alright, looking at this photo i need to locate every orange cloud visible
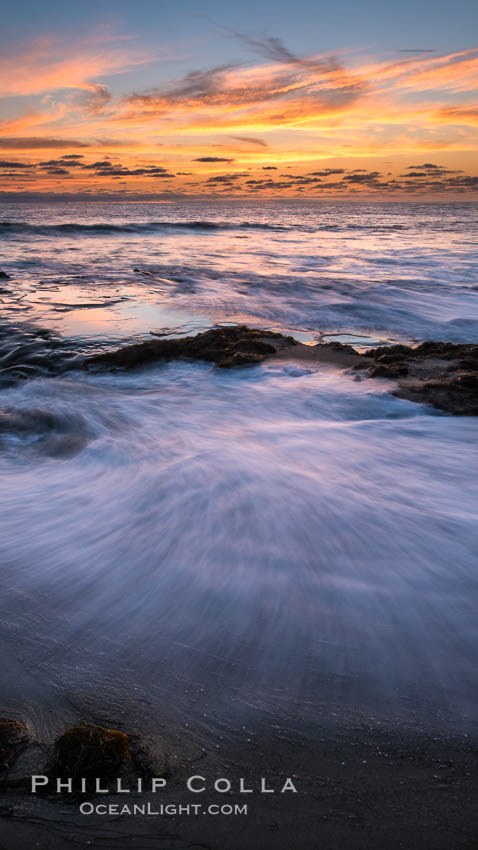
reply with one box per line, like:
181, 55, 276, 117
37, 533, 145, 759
357, 48, 478, 93
119, 59, 366, 129
0, 37, 477, 197
434, 106, 478, 126
104, 45, 478, 154
0, 32, 157, 98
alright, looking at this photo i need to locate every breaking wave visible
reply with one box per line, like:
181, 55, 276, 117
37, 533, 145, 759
0, 219, 291, 238
0, 219, 414, 238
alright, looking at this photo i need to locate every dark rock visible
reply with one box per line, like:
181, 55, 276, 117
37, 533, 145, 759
364, 341, 478, 415
420, 377, 478, 415
320, 342, 356, 353
86, 325, 294, 372
369, 364, 409, 379
235, 339, 277, 355
0, 271, 10, 280
372, 353, 410, 365
366, 344, 413, 359
414, 341, 462, 358
456, 374, 478, 390
218, 352, 264, 368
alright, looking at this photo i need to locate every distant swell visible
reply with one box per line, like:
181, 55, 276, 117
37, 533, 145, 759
0, 220, 290, 237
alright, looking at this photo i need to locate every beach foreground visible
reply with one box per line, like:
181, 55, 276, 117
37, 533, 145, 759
1, 712, 477, 849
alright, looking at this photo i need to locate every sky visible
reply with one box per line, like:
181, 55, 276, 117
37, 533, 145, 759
0, 0, 477, 199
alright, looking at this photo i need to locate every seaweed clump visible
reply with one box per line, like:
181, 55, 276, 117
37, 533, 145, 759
47, 724, 131, 782
45, 724, 168, 794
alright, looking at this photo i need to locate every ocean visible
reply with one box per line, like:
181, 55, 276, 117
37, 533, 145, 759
0, 200, 477, 739
0, 200, 477, 345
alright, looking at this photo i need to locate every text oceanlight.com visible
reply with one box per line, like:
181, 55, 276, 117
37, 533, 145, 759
79, 802, 248, 816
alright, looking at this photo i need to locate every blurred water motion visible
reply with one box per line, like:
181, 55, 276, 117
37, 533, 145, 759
0, 361, 477, 727
0, 199, 477, 733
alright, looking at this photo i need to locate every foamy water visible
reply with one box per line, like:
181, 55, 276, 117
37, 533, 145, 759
0, 201, 477, 733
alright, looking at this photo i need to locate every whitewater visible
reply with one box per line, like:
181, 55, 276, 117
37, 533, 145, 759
0, 200, 477, 739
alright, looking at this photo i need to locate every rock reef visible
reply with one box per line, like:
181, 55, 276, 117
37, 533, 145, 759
366, 341, 478, 415
85, 325, 478, 416
1, 323, 476, 416
86, 325, 296, 371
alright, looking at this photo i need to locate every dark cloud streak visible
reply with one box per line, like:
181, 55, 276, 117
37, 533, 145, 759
0, 138, 90, 149
194, 156, 234, 162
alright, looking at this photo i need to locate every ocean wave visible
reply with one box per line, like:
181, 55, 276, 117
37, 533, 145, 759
0, 220, 291, 238
0, 219, 412, 238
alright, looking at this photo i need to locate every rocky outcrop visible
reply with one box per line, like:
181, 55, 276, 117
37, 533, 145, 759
1, 320, 476, 416
365, 342, 478, 415
85, 325, 297, 371
85, 326, 478, 415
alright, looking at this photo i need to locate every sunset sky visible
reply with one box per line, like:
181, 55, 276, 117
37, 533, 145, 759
1, 0, 477, 199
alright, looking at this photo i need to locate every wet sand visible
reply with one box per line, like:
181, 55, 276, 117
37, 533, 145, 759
1, 590, 478, 849
1, 708, 478, 849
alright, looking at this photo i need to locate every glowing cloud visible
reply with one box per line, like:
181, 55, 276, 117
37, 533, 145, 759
0, 32, 477, 198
